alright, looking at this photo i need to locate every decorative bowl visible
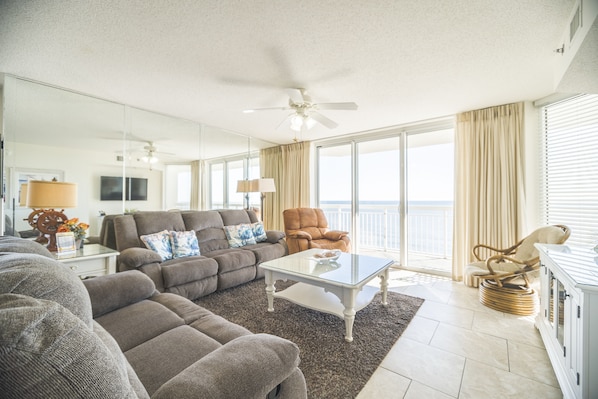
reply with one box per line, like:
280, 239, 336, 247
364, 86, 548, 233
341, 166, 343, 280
313, 250, 341, 263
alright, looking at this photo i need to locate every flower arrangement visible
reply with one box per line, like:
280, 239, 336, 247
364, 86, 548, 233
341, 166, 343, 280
58, 218, 90, 240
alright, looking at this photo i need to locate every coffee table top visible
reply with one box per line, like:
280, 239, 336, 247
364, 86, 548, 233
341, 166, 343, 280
260, 249, 393, 287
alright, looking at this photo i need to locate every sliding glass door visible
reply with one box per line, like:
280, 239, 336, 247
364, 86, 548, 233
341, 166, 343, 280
406, 129, 454, 274
316, 122, 453, 275
318, 144, 352, 231
357, 137, 402, 262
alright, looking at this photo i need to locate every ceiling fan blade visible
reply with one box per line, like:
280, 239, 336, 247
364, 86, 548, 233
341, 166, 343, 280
315, 102, 358, 111
276, 113, 295, 130
285, 88, 305, 104
243, 106, 290, 113
310, 112, 338, 129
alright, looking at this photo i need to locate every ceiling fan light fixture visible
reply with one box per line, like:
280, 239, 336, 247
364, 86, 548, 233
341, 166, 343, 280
305, 116, 317, 130
141, 155, 158, 164
290, 115, 303, 131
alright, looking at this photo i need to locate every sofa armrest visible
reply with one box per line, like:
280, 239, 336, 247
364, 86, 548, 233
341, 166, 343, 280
323, 230, 349, 240
266, 230, 286, 243
287, 231, 312, 240
83, 270, 157, 318
118, 247, 162, 270
152, 334, 302, 399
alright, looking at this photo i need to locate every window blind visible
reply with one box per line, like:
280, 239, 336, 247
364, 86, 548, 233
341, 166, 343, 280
541, 94, 598, 248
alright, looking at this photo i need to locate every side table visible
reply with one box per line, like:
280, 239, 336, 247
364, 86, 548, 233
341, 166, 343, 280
55, 244, 119, 278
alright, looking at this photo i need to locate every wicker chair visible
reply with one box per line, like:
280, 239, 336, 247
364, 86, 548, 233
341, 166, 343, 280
465, 225, 570, 315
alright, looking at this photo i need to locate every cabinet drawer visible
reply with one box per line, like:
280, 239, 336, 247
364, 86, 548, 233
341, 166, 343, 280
64, 258, 108, 277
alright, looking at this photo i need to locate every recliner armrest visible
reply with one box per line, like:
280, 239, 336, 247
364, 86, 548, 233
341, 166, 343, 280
83, 270, 157, 318
287, 231, 312, 240
152, 334, 302, 399
323, 230, 349, 240
266, 230, 286, 243
118, 247, 162, 270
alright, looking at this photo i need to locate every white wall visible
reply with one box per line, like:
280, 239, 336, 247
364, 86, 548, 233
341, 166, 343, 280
6, 142, 163, 235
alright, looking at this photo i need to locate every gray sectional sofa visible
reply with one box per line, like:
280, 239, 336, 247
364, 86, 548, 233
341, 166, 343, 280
0, 236, 307, 398
113, 209, 287, 300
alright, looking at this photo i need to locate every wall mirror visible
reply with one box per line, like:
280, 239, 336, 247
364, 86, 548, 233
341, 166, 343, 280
1, 75, 276, 236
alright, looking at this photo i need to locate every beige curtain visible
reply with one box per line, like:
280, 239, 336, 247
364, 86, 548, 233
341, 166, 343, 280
261, 141, 310, 231
190, 160, 208, 210
452, 102, 526, 281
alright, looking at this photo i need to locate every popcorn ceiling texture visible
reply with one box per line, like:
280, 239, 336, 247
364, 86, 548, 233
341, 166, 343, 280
0, 0, 587, 146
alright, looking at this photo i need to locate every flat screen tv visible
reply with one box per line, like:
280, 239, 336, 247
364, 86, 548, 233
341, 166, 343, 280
100, 176, 148, 201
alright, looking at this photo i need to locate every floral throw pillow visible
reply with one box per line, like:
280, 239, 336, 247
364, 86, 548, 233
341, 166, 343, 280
170, 230, 200, 258
140, 230, 173, 261
251, 221, 268, 243
224, 223, 257, 248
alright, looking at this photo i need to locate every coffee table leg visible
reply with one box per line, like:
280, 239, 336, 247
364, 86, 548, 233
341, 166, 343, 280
342, 289, 358, 342
380, 268, 389, 306
265, 271, 275, 312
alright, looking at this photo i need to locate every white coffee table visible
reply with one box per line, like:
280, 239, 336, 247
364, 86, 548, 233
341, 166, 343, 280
259, 249, 393, 342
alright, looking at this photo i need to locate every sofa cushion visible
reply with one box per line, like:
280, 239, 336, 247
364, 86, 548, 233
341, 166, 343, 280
93, 320, 150, 399
140, 230, 173, 260
218, 208, 258, 225
170, 230, 200, 258
204, 248, 256, 274
96, 300, 186, 352
224, 223, 257, 248
181, 210, 230, 252
0, 253, 92, 327
125, 325, 222, 395
134, 211, 186, 236
161, 257, 218, 288
242, 242, 287, 266
150, 293, 251, 343
0, 293, 140, 399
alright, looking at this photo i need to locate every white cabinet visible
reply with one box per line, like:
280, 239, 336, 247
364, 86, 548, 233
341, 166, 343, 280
535, 244, 598, 399
56, 244, 119, 278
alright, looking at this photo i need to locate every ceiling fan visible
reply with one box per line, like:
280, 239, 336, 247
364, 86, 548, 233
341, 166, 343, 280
243, 88, 358, 133
140, 142, 160, 164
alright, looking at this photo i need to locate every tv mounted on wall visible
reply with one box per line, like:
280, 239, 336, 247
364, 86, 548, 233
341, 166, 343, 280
100, 176, 148, 201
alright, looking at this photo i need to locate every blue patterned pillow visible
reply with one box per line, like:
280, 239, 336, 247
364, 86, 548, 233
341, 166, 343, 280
224, 224, 257, 248
140, 230, 173, 261
252, 222, 268, 242
170, 230, 200, 258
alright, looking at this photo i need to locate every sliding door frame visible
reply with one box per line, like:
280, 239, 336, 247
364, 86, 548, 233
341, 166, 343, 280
315, 118, 453, 270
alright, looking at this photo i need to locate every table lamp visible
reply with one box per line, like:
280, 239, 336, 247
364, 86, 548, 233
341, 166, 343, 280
26, 180, 78, 252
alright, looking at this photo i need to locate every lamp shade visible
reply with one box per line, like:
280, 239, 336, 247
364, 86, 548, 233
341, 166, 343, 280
252, 178, 276, 193
26, 180, 78, 208
236, 180, 252, 193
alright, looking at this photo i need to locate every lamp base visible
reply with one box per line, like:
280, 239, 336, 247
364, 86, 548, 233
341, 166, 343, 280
29, 208, 68, 252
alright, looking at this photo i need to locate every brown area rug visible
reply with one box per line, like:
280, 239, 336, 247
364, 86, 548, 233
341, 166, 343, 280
195, 279, 424, 399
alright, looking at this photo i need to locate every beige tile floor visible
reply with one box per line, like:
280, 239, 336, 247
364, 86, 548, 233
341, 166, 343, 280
357, 269, 562, 399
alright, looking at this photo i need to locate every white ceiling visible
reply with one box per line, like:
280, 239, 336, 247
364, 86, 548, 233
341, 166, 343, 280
0, 0, 595, 146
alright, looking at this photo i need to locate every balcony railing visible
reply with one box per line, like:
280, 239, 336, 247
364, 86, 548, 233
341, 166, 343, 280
321, 203, 453, 260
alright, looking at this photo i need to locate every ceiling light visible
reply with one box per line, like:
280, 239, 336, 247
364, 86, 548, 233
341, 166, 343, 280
141, 155, 158, 164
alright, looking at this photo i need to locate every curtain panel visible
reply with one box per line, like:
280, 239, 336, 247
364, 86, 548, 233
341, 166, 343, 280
260, 141, 310, 231
190, 160, 207, 210
452, 102, 525, 281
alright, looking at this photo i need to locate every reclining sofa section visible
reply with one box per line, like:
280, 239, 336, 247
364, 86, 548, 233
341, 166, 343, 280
113, 209, 287, 300
0, 236, 307, 399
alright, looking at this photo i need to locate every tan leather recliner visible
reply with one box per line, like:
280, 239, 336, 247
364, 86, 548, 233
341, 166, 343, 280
283, 208, 351, 255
